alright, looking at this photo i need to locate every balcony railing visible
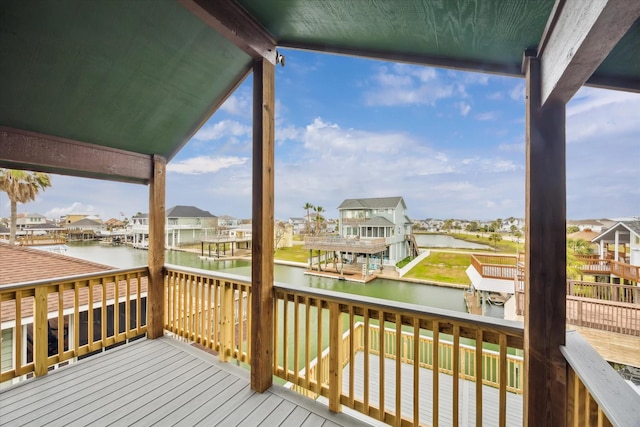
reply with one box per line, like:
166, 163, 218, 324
0, 267, 148, 383
576, 256, 640, 283
3, 265, 639, 425
567, 280, 639, 304
470, 254, 518, 280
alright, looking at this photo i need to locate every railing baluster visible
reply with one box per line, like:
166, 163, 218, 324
364, 309, 370, 414
499, 333, 507, 427
433, 320, 440, 427
395, 313, 402, 426
349, 305, 355, 407
453, 325, 460, 427
328, 301, 342, 412
283, 292, 289, 379
413, 318, 420, 426
294, 294, 300, 384
316, 298, 323, 394
475, 329, 483, 426
379, 309, 385, 421
305, 296, 311, 391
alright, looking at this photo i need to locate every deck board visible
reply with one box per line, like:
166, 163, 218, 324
0, 337, 370, 427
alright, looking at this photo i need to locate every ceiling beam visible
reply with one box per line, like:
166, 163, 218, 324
280, 42, 523, 77
0, 127, 153, 184
179, 0, 277, 64
538, 0, 640, 106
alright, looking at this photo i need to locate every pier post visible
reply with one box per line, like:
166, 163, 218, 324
147, 155, 166, 339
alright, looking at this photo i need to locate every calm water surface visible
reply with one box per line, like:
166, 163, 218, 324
414, 234, 490, 249
65, 242, 499, 315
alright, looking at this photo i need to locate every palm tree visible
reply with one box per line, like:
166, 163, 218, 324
0, 169, 51, 244
313, 205, 325, 235
489, 232, 502, 251
303, 202, 314, 235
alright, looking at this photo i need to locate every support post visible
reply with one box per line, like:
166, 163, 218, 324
524, 55, 567, 426
328, 301, 343, 412
34, 286, 48, 377
147, 156, 166, 339
250, 57, 275, 392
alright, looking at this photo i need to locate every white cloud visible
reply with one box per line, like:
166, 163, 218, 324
220, 91, 251, 117
45, 202, 98, 218
509, 82, 525, 101
459, 102, 471, 116
193, 120, 250, 142
474, 112, 498, 121
167, 156, 248, 175
364, 65, 453, 106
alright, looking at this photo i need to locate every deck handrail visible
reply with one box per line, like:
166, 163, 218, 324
562, 330, 640, 427
567, 280, 639, 304
470, 254, 519, 280
576, 256, 640, 282
0, 266, 149, 383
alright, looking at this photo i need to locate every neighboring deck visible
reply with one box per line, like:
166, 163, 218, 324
0, 337, 369, 427
343, 353, 523, 427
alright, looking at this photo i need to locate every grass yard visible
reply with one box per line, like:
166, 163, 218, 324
274, 244, 310, 263
404, 252, 472, 285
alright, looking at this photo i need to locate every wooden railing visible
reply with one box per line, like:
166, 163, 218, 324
567, 280, 639, 304
274, 283, 524, 427
470, 254, 518, 280
566, 296, 640, 336
577, 256, 640, 283
291, 322, 524, 397
562, 330, 640, 426
17, 235, 67, 245
0, 267, 148, 383
163, 265, 251, 364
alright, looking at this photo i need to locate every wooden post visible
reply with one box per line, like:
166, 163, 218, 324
250, 57, 275, 393
34, 286, 48, 377
220, 281, 234, 362
328, 302, 343, 412
524, 55, 567, 426
147, 155, 166, 339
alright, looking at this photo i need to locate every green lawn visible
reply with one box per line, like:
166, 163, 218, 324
403, 252, 472, 285
274, 245, 310, 263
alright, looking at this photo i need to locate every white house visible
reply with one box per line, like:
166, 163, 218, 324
336, 196, 415, 265
591, 220, 640, 266
130, 205, 218, 248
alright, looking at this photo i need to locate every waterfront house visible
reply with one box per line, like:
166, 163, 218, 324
1, 2, 639, 425
337, 196, 416, 265
130, 205, 218, 248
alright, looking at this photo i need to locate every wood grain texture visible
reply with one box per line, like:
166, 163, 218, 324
250, 58, 275, 392
147, 156, 166, 339
524, 55, 567, 426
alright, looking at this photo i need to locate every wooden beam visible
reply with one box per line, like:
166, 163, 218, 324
178, 0, 277, 64
524, 55, 567, 426
147, 156, 166, 339
0, 126, 152, 184
538, 0, 640, 106
250, 57, 275, 392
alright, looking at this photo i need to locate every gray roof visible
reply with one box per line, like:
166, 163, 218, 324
166, 205, 216, 218
361, 217, 396, 227
592, 221, 640, 243
67, 218, 102, 227
338, 197, 405, 210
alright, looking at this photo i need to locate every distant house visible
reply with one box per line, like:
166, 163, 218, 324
567, 219, 613, 233
130, 205, 218, 248
591, 220, 640, 266
288, 217, 308, 235
65, 218, 105, 241
336, 196, 415, 265
16, 213, 47, 230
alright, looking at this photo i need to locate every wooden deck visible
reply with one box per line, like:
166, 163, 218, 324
0, 337, 370, 427
343, 353, 523, 427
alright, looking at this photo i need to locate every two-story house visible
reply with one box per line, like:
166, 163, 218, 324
130, 205, 218, 249
336, 196, 414, 265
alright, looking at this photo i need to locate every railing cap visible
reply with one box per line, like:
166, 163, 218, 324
0, 266, 149, 291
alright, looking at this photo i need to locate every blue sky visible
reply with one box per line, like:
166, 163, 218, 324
2, 49, 638, 222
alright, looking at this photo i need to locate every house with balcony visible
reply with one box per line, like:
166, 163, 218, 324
1, 2, 640, 426
337, 197, 415, 264
130, 205, 218, 248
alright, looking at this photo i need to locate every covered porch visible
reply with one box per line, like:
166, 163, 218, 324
1, 1, 640, 426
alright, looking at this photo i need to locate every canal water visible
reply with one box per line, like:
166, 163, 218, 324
414, 233, 491, 249
65, 241, 502, 317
